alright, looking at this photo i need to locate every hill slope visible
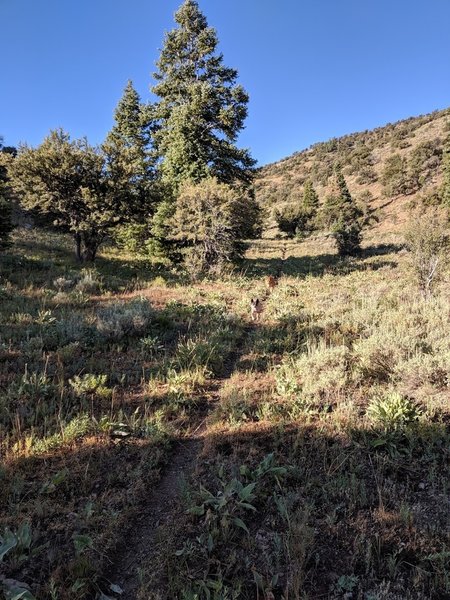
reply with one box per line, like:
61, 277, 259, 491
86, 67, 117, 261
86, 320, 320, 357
255, 107, 450, 236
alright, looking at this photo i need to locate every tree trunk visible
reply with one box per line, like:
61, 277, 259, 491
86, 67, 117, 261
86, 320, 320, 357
74, 233, 82, 261
82, 233, 100, 262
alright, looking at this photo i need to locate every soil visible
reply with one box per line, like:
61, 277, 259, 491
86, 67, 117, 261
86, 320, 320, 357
101, 322, 253, 599
105, 436, 203, 598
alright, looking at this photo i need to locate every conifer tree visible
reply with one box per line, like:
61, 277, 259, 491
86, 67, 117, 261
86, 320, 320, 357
103, 81, 157, 214
327, 165, 364, 256
274, 180, 319, 239
441, 135, 450, 210
103, 81, 161, 251
302, 179, 319, 215
151, 0, 255, 193
148, 0, 259, 263
0, 139, 15, 248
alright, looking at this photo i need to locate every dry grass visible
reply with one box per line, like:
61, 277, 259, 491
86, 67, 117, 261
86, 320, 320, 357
1, 229, 449, 599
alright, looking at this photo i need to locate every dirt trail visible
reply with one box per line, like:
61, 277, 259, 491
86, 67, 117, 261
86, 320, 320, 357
105, 436, 203, 598
103, 324, 252, 599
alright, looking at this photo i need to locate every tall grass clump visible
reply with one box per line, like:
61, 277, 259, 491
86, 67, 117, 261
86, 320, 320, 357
276, 343, 351, 406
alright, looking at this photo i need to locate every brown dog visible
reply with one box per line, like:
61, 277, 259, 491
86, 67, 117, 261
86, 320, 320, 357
267, 275, 278, 292
250, 298, 263, 321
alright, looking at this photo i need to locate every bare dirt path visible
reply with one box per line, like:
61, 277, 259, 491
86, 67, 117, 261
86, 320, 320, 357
105, 436, 203, 598
102, 323, 252, 599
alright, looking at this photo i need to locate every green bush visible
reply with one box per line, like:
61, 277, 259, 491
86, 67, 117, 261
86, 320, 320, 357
405, 207, 449, 296
68, 373, 111, 398
367, 391, 422, 432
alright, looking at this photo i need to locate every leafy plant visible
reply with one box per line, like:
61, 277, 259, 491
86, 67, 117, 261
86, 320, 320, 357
139, 335, 164, 357
40, 469, 69, 494
72, 534, 94, 557
367, 392, 422, 432
0, 581, 37, 600
239, 453, 288, 483
275, 363, 302, 399
68, 373, 111, 398
187, 477, 257, 540
0, 523, 32, 567
334, 574, 359, 594
14, 370, 55, 401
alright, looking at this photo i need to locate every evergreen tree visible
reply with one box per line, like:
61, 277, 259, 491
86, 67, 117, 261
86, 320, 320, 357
441, 135, 450, 210
103, 81, 161, 251
274, 204, 304, 238
151, 0, 255, 193
9, 130, 148, 261
103, 81, 158, 214
302, 179, 319, 215
327, 165, 364, 256
381, 154, 410, 197
274, 180, 318, 239
0, 138, 15, 248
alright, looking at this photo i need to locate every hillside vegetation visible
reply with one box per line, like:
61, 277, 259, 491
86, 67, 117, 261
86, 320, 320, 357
1, 2, 450, 598
0, 229, 449, 599
256, 108, 450, 236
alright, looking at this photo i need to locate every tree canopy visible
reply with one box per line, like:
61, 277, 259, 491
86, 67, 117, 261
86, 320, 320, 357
8, 130, 153, 261
151, 0, 255, 193
325, 165, 365, 256
0, 138, 15, 249
170, 177, 261, 274
274, 180, 319, 239
102, 80, 158, 216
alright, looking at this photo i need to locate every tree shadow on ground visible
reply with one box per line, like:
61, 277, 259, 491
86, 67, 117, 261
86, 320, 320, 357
5, 235, 179, 290
2, 379, 447, 600
243, 242, 403, 278
93, 253, 180, 286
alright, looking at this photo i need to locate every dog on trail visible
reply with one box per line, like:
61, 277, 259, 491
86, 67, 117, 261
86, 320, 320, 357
250, 298, 263, 321
266, 275, 278, 292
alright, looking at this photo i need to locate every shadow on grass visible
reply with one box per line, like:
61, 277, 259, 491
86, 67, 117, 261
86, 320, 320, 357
93, 253, 179, 287
4, 234, 179, 290
13, 234, 75, 261
1, 386, 448, 600
243, 242, 402, 278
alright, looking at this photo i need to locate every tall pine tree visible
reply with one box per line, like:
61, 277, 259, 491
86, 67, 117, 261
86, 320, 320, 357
103, 81, 161, 251
148, 0, 259, 264
328, 165, 364, 256
302, 179, 319, 215
103, 80, 158, 214
151, 0, 255, 193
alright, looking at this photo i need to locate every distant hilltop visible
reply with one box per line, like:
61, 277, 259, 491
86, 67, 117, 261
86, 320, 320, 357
255, 107, 450, 235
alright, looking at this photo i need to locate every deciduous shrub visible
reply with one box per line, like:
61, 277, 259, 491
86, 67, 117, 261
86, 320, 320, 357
405, 207, 448, 296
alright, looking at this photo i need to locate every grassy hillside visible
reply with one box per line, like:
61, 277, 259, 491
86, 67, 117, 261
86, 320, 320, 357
256, 107, 450, 237
1, 228, 449, 599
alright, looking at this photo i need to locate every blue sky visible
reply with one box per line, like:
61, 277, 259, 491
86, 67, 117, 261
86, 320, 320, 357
1, 0, 449, 165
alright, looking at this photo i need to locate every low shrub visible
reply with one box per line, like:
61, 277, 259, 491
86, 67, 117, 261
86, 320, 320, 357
96, 298, 154, 342
367, 391, 422, 432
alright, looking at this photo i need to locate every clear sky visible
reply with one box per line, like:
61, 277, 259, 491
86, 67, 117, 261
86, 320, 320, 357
1, 0, 449, 166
